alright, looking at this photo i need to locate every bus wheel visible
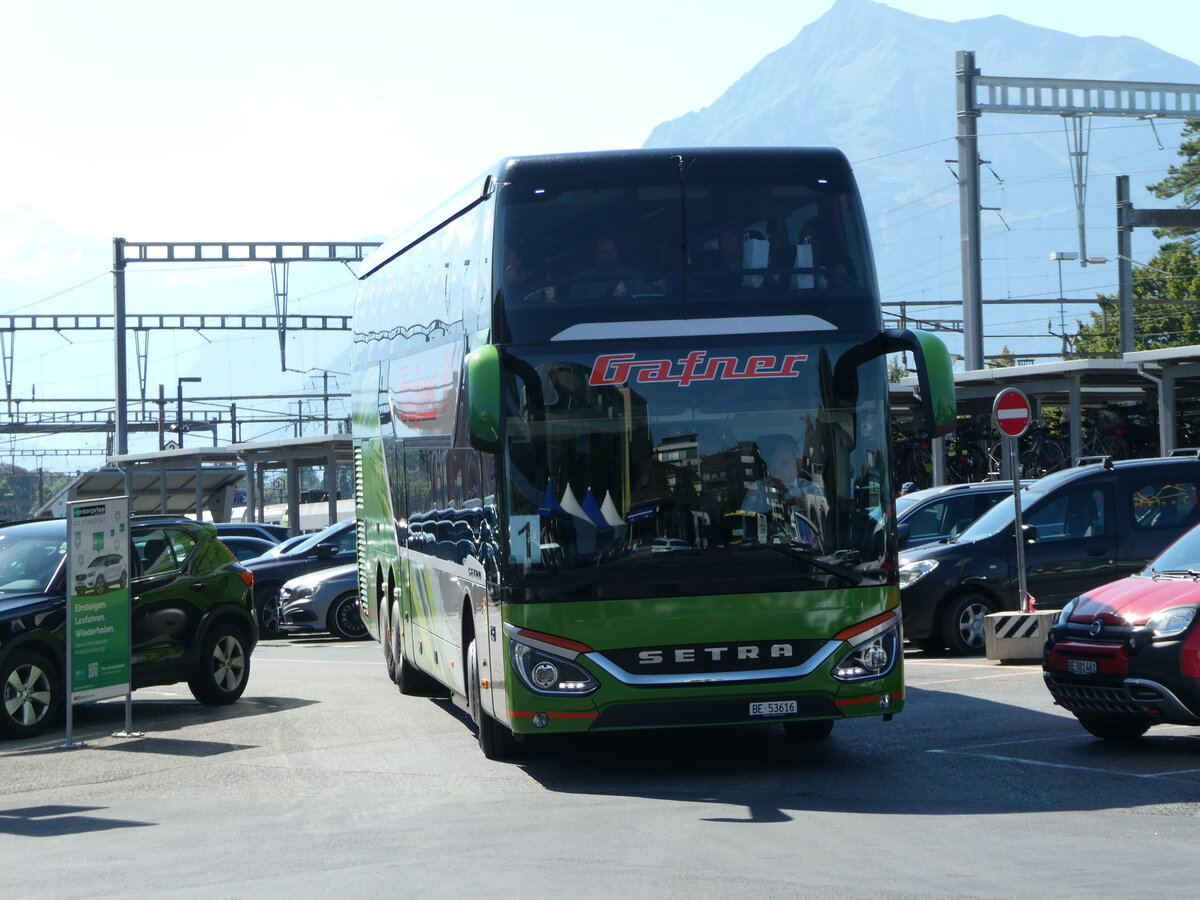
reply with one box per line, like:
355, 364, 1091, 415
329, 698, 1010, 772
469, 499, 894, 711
392, 600, 424, 695
379, 602, 397, 683
783, 720, 834, 741
468, 638, 519, 760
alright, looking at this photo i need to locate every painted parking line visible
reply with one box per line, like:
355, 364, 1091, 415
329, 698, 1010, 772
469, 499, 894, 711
927, 747, 1200, 781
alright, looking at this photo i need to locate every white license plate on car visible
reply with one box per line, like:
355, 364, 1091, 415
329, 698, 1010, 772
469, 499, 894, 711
1066, 659, 1098, 675
749, 700, 798, 717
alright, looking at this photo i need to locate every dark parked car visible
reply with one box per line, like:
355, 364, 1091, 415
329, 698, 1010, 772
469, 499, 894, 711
1043, 519, 1200, 741
243, 519, 356, 638
218, 535, 279, 562
278, 563, 366, 640
214, 522, 291, 543
0, 516, 257, 739
895, 481, 1029, 550
899, 455, 1200, 655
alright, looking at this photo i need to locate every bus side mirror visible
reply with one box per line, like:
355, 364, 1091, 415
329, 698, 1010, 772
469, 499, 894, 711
882, 329, 956, 438
834, 330, 956, 438
466, 344, 501, 453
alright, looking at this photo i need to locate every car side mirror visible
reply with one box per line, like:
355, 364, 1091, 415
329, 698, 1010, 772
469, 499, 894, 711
1021, 524, 1038, 544
896, 522, 911, 546
314, 542, 339, 559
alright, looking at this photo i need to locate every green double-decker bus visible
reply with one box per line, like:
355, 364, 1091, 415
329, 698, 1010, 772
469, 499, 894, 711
351, 148, 955, 758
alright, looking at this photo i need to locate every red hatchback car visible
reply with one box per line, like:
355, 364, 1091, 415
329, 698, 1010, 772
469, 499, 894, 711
1043, 520, 1200, 741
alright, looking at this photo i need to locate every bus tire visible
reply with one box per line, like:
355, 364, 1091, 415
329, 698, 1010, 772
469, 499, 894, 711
379, 601, 397, 683
468, 638, 519, 760
391, 600, 429, 695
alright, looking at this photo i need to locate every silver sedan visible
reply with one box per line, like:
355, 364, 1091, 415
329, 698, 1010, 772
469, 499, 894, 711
278, 563, 366, 640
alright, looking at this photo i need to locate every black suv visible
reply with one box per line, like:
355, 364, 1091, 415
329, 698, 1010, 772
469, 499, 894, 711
896, 481, 1028, 550
243, 518, 356, 637
0, 516, 258, 739
899, 455, 1200, 655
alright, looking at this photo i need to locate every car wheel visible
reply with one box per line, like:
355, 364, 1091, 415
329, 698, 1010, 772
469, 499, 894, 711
188, 623, 251, 706
468, 638, 520, 760
254, 585, 282, 639
1076, 715, 1150, 742
94, 576, 107, 594
0, 649, 61, 739
327, 593, 368, 641
939, 593, 994, 656
783, 719, 834, 741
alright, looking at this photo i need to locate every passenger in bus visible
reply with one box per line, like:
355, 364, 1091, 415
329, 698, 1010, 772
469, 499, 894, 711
503, 240, 553, 303
570, 236, 645, 301
701, 225, 771, 294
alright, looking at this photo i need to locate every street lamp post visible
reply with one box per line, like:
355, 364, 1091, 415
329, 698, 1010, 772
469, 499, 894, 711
176, 377, 202, 448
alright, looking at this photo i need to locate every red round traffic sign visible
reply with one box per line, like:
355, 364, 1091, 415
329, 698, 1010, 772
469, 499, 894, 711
993, 388, 1031, 438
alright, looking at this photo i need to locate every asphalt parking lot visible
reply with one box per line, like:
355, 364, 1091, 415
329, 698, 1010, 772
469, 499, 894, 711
4, 638, 1200, 898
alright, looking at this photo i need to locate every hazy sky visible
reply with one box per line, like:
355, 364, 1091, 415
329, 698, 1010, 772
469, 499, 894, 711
2, 0, 1196, 245
0, 0, 1196, 462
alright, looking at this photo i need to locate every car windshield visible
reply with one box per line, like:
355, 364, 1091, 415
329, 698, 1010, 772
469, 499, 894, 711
954, 494, 1019, 542
281, 521, 352, 557
1146, 522, 1200, 574
0, 529, 67, 593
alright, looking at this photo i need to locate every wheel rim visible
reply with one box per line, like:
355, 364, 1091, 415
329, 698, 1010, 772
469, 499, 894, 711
211, 635, 247, 692
262, 597, 281, 634
335, 597, 366, 637
956, 602, 989, 649
4, 661, 53, 727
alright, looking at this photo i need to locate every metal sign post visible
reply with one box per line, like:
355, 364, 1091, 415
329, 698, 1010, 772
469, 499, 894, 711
994, 389, 1032, 612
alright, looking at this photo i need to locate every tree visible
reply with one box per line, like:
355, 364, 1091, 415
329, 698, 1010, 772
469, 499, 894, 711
1148, 119, 1200, 251
1072, 241, 1200, 356
1073, 121, 1200, 356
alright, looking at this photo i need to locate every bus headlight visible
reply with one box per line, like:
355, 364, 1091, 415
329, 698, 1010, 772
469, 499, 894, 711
833, 625, 899, 682
511, 641, 599, 695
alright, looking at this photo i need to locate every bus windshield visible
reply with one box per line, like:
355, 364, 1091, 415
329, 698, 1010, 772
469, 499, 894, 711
495, 153, 878, 343
501, 336, 892, 602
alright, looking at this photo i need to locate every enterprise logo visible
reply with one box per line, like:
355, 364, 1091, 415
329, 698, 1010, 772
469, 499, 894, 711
589, 351, 807, 387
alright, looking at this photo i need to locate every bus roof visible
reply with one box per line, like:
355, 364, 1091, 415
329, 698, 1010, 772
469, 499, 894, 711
359, 147, 854, 279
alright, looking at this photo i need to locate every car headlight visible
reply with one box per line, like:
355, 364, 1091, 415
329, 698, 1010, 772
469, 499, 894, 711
511, 641, 599, 695
1147, 605, 1197, 638
1057, 598, 1078, 627
833, 620, 900, 682
898, 558, 938, 587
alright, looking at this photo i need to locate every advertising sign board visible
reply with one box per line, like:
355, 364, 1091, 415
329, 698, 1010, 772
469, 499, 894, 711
67, 497, 131, 704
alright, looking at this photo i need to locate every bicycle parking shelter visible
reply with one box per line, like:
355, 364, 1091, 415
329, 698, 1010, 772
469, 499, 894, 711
891, 349, 1200, 485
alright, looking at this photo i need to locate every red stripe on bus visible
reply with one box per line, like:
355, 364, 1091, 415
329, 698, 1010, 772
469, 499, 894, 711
514, 628, 594, 654
835, 692, 903, 707
833, 611, 898, 641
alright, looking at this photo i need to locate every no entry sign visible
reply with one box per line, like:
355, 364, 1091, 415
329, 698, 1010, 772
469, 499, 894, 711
993, 388, 1031, 438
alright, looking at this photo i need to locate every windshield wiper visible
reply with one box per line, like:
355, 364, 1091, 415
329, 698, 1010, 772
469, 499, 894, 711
763, 544, 864, 586
1151, 569, 1200, 580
